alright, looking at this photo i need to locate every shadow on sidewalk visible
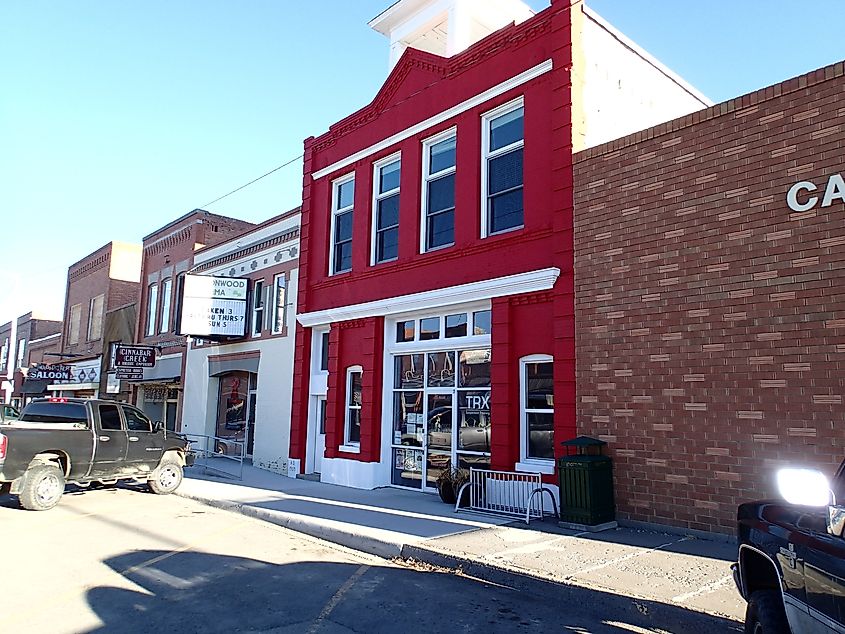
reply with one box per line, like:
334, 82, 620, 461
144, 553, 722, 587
84, 549, 741, 633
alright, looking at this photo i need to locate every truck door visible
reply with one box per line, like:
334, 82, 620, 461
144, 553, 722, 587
801, 527, 845, 630
121, 405, 163, 475
92, 403, 128, 478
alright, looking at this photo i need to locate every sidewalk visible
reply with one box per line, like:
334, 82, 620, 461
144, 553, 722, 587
177, 463, 744, 624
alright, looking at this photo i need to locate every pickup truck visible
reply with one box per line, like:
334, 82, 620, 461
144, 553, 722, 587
733, 460, 845, 633
0, 397, 193, 511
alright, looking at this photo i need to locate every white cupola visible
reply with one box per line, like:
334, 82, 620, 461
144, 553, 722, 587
369, 0, 536, 69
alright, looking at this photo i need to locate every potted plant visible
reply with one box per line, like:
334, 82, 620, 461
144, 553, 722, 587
435, 464, 470, 506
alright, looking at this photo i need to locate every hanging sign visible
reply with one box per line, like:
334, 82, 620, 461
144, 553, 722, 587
114, 344, 156, 368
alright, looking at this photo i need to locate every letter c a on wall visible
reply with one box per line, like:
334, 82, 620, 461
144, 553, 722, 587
787, 181, 818, 212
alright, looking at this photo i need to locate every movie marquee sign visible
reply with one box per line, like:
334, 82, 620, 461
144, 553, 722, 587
178, 274, 248, 338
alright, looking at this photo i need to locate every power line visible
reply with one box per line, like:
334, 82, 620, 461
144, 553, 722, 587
201, 154, 303, 208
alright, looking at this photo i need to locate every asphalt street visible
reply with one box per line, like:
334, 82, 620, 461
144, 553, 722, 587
0, 485, 741, 633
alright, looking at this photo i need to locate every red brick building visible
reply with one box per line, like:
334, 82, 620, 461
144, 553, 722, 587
132, 209, 255, 429
289, 0, 707, 493
574, 61, 845, 534
50, 241, 142, 399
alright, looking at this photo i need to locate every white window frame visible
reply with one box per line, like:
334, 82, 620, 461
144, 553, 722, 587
69, 303, 82, 345
159, 278, 172, 334
480, 96, 525, 239
329, 173, 355, 276
371, 152, 401, 266
420, 127, 457, 254
271, 273, 287, 334
16, 339, 26, 368
145, 284, 158, 337
517, 354, 555, 474
87, 294, 104, 341
341, 365, 363, 453
251, 279, 265, 337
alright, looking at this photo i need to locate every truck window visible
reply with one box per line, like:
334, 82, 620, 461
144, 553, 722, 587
122, 406, 152, 432
19, 401, 88, 425
98, 404, 123, 431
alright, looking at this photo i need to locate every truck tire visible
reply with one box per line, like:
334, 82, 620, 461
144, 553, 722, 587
745, 590, 790, 634
19, 463, 66, 511
148, 459, 183, 495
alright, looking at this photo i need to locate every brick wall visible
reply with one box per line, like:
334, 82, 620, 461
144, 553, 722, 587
574, 62, 845, 534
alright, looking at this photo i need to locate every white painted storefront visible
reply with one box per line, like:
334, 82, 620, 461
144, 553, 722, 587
181, 211, 299, 476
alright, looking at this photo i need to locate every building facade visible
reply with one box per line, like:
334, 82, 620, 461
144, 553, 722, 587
11, 311, 63, 405
49, 241, 142, 399
289, 0, 708, 495
574, 62, 845, 534
181, 209, 300, 474
132, 210, 255, 430
0, 321, 13, 405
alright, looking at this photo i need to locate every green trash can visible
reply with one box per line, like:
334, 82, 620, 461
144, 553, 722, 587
558, 436, 615, 526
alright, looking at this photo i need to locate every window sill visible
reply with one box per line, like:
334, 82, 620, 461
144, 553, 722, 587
515, 460, 555, 475
339, 444, 360, 454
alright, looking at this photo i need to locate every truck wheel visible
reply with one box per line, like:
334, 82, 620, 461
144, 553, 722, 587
745, 590, 789, 634
19, 463, 66, 511
148, 459, 183, 495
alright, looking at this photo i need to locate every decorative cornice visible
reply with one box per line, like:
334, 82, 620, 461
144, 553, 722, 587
192, 228, 300, 272
297, 267, 560, 327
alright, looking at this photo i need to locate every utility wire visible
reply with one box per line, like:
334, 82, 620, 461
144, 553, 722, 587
201, 154, 303, 208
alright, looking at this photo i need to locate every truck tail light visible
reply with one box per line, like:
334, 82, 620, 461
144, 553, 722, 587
0, 433, 6, 460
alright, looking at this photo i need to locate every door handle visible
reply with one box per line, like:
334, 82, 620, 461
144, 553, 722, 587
128, 437, 139, 442
99, 436, 110, 442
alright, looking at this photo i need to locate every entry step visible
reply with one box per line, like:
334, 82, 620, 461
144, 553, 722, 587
296, 473, 321, 482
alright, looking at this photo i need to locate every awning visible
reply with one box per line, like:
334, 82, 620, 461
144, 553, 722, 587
130, 355, 182, 383
19, 379, 49, 395
209, 355, 260, 377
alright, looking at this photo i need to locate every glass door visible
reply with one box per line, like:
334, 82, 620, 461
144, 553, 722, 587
425, 392, 453, 491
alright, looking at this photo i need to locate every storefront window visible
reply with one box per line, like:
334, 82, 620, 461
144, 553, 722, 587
445, 313, 467, 338
345, 367, 362, 445
472, 310, 492, 336
522, 359, 554, 460
427, 351, 455, 387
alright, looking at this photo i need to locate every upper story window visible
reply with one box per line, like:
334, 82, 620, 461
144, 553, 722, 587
422, 131, 456, 252
482, 98, 524, 237
87, 294, 104, 341
330, 175, 355, 275
16, 339, 26, 368
68, 303, 82, 345
159, 278, 172, 333
145, 283, 158, 337
252, 280, 264, 336
271, 274, 287, 334
372, 156, 400, 264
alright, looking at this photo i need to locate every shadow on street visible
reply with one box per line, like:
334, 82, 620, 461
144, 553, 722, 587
86, 549, 742, 633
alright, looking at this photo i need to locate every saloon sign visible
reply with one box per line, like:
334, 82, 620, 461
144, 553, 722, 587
178, 274, 249, 338
28, 364, 73, 382
787, 172, 845, 212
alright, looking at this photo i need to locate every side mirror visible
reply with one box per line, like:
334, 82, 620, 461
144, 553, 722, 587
829, 507, 845, 538
153, 421, 164, 433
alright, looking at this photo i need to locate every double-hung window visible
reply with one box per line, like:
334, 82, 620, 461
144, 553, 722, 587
519, 355, 554, 471
331, 175, 355, 274
344, 366, 362, 448
88, 294, 104, 341
482, 99, 524, 237
372, 156, 400, 264
252, 280, 264, 336
272, 274, 286, 334
422, 131, 456, 252
159, 278, 172, 333
146, 284, 158, 337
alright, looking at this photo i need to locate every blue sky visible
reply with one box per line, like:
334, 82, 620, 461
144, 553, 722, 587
1, 0, 843, 326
